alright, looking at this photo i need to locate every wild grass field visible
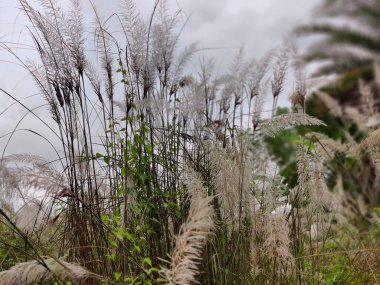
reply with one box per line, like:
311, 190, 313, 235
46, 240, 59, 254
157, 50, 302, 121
0, 0, 380, 284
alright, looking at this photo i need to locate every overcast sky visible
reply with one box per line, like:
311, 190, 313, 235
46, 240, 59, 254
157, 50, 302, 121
0, 0, 321, 157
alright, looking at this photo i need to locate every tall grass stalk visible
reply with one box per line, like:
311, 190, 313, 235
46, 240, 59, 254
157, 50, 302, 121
0, 1, 380, 284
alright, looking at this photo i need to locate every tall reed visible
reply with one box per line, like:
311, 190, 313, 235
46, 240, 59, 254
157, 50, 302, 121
0, 1, 379, 284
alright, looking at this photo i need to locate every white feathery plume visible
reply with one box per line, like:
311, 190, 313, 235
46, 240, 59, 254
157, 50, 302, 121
316, 91, 343, 117
306, 132, 353, 159
0, 258, 96, 285
344, 106, 369, 131
160, 170, 215, 285
261, 113, 326, 137
5, 154, 70, 198
263, 212, 295, 275
296, 144, 335, 212
357, 128, 380, 171
374, 58, 380, 88
359, 78, 375, 116
210, 146, 241, 227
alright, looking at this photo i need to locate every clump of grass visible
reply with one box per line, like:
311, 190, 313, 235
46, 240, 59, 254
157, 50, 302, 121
0, 0, 380, 284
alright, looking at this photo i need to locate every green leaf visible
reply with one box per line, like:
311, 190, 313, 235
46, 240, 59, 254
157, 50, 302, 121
114, 272, 122, 281
124, 276, 138, 282
114, 227, 124, 240
111, 215, 120, 223
105, 253, 116, 261
143, 257, 152, 267
100, 213, 108, 222
147, 267, 160, 274
134, 245, 141, 253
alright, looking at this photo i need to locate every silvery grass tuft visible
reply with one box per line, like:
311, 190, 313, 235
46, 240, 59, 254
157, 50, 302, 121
1, 0, 380, 284
160, 170, 215, 285
0, 258, 96, 285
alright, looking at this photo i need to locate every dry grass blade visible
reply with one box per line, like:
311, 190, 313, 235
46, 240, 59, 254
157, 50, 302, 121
0, 258, 96, 285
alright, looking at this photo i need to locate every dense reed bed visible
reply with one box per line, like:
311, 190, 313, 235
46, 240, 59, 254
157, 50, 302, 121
0, 0, 380, 284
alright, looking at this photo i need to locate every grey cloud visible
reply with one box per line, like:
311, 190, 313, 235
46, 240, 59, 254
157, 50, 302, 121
0, 0, 321, 156
177, 0, 228, 27
180, 0, 321, 58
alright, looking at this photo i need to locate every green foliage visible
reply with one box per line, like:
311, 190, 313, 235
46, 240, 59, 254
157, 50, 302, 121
265, 129, 299, 188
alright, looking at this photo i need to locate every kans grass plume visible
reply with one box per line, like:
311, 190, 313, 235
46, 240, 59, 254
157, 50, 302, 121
0, 258, 96, 285
160, 171, 215, 285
